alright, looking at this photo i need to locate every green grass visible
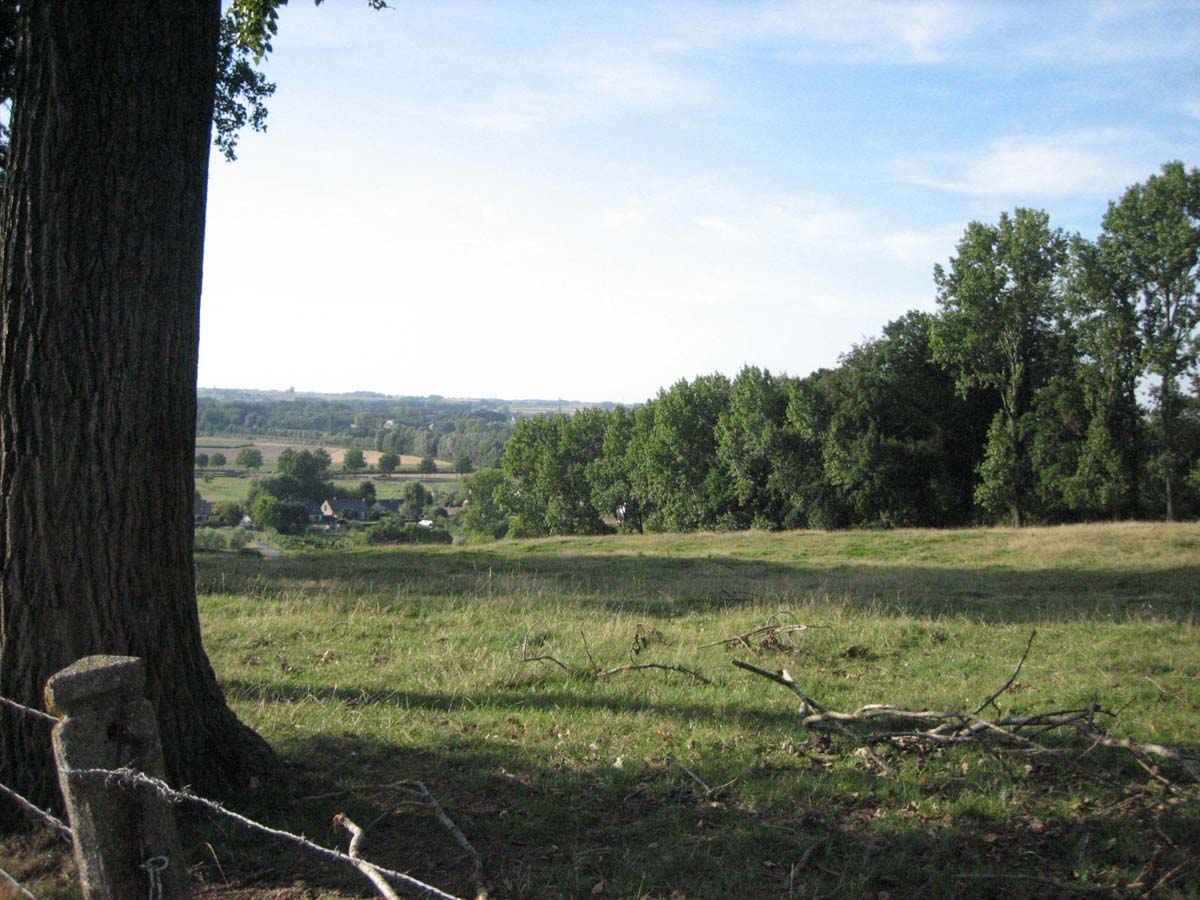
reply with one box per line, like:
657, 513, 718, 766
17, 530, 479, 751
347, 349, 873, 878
194, 473, 464, 508
175, 522, 1200, 899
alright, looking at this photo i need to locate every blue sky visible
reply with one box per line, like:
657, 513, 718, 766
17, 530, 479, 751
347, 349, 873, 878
199, 1, 1200, 403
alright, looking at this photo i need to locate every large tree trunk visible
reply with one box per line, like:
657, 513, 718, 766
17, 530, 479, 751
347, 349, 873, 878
0, 0, 272, 820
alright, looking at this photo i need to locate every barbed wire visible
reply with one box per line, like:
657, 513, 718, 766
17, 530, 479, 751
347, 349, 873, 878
67, 766, 469, 900
0, 865, 41, 900
0, 781, 73, 843
0, 694, 58, 726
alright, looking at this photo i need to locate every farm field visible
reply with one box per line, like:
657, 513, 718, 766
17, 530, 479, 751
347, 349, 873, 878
8, 522, 1200, 899
193, 436, 461, 507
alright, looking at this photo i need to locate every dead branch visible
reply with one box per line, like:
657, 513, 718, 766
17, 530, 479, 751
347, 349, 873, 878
702, 612, 828, 652
519, 653, 574, 673
733, 640, 1200, 784
521, 635, 708, 686
668, 754, 737, 797
330, 781, 488, 900
405, 782, 488, 900
973, 630, 1036, 715
598, 662, 711, 685
334, 813, 404, 900
731, 660, 827, 714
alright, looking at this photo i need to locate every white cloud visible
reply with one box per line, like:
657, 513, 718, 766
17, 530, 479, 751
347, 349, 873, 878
1183, 97, 1200, 120
668, 0, 1000, 65
892, 130, 1164, 199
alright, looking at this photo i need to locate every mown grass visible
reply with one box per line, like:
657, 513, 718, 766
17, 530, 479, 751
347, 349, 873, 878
169, 522, 1200, 899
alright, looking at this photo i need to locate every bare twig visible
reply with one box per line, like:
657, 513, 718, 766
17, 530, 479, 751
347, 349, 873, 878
1074, 727, 1200, 784
0, 782, 72, 843
334, 813, 403, 900
599, 662, 710, 685
702, 619, 827, 651
519, 653, 573, 673
731, 660, 827, 714
973, 630, 1036, 715
67, 767, 466, 900
1144, 857, 1197, 897
668, 754, 738, 798
407, 782, 488, 900
521, 636, 708, 685
669, 754, 712, 794
953, 872, 1119, 896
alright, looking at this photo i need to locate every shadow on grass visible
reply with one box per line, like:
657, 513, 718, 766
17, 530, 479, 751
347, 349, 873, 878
197, 548, 1200, 624
187, 724, 1200, 900
221, 677, 823, 732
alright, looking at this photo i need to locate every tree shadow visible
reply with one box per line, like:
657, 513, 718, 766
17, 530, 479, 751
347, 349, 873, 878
198, 547, 1200, 624
185, 723, 1200, 900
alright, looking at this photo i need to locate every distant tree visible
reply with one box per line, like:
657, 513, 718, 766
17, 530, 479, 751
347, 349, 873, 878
377, 450, 400, 476
270, 447, 334, 502
1101, 161, 1200, 520
459, 467, 510, 540
630, 374, 735, 531
236, 447, 264, 470
210, 451, 227, 467
589, 406, 644, 533
1063, 235, 1143, 518
932, 208, 1068, 526
818, 312, 992, 528
342, 448, 366, 472
453, 453, 474, 474
210, 500, 244, 527
195, 452, 210, 468
402, 480, 432, 519
250, 494, 307, 535
716, 366, 794, 528
418, 455, 438, 474
358, 481, 377, 504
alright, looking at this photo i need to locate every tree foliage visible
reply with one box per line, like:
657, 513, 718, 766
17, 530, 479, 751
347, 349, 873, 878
1100, 161, 1200, 519
932, 209, 1068, 526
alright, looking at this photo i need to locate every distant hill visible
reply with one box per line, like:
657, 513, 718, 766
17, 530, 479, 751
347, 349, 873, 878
196, 389, 621, 470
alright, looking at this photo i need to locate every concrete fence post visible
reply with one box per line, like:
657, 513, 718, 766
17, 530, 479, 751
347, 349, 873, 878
44, 655, 189, 900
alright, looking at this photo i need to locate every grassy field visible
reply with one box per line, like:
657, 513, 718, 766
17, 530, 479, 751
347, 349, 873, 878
6, 523, 1199, 899
193, 433, 464, 508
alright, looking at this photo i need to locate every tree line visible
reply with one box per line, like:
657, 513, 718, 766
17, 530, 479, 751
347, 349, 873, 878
462, 162, 1200, 538
197, 393, 514, 469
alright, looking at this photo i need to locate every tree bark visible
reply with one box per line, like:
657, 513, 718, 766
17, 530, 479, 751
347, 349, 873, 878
0, 0, 272, 820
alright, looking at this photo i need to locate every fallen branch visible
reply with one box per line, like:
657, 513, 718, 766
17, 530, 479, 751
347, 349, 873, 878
598, 662, 710, 685
521, 635, 708, 686
973, 629, 1036, 715
702, 612, 827, 652
733, 634, 1200, 783
668, 754, 737, 797
328, 780, 488, 900
334, 813, 404, 900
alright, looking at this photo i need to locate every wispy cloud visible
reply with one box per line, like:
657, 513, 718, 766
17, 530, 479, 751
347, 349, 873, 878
757, 0, 999, 64
1021, 1, 1200, 65
663, 0, 1002, 65
892, 130, 1164, 200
